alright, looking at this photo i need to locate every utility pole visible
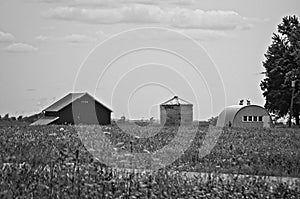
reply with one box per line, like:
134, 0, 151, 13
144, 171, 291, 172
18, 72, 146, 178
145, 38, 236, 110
289, 80, 296, 127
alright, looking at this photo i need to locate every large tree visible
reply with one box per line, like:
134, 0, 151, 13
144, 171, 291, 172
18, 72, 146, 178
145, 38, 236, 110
261, 15, 300, 125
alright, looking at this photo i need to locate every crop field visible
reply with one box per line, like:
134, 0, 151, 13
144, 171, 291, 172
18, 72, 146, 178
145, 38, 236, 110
1, 123, 300, 198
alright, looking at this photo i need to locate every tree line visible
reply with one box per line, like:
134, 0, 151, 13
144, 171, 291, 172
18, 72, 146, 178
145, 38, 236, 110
0, 112, 44, 124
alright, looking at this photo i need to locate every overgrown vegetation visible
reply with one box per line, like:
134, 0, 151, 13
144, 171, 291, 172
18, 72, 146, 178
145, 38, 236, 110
0, 124, 299, 198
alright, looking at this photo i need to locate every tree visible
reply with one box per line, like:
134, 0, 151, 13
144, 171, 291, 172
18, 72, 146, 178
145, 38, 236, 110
3, 113, 9, 121
208, 116, 218, 126
10, 116, 16, 121
261, 15, 300, 125
17, 115, 23, 121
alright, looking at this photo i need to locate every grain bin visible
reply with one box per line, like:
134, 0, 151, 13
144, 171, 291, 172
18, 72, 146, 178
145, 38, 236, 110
160, 96, 193, 126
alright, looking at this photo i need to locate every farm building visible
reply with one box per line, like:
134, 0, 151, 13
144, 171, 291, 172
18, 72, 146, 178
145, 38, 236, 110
160, 96, 193, 126
31, 92, 112, 125
216, 104, 272, 128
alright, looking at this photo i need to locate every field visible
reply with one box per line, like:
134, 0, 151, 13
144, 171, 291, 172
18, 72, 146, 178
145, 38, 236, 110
1, 123, 300, 198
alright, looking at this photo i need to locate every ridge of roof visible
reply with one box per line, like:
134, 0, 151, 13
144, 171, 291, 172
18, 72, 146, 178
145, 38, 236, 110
83, 92, 113, 112
161, 96, 192, 105
43, 92, 112, 112
44, 93, 85, 112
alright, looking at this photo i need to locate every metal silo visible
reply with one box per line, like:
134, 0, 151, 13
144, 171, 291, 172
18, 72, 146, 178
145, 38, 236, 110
160, 96, 193, 126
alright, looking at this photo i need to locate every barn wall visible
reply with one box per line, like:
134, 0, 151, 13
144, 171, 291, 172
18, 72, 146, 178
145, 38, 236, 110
233, 106, 271, 128
95, 101, 111, 125
45, 111, 59, 117
50, 94, 111, 125
56, 105, 74, 124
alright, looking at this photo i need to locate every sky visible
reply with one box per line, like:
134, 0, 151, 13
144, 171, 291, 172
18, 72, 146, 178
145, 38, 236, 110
0, 0, 299, 120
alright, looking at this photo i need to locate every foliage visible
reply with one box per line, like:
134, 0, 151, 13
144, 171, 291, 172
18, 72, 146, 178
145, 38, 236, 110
17, 115, 23, 121
0, 124, 300, 198
1, 162, 299, 198
261, 15, 300, 124
208, 116, 218, 126
3, 113, 9, 121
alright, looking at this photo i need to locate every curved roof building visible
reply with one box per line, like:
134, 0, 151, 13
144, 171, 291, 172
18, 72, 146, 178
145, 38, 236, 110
216, 104, 272, 128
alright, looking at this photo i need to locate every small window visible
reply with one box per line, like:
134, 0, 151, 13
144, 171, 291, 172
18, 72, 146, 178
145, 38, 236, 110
248, 116, 252, 122
81, 100, 89, 104
253, 116, 257, 122
243, 116, 247, 122
258, 116, 263, 122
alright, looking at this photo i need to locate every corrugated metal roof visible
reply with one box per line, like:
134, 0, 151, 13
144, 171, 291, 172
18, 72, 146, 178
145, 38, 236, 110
43, 92, 113, 112
161, 96, 192, 105
30, 116, 59, 126
44, 93, 86, 112
216, 105, 245, 127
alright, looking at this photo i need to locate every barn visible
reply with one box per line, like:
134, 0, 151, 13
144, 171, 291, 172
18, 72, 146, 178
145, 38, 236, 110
216, 104, 272, 128
160, 96, 193, 126
31, 92, 112, 125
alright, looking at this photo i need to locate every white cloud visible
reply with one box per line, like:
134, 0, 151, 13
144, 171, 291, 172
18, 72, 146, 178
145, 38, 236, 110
124, 0, 198, 6
178, 29, 228, 41
4, 43, 38, 53
45, 5, 252, 30
120, 28, 228, 42
41, 26, 56, 30
95, 30, 108, 40
35, 0, 196, 6
168, 9, 249, 30
0, 31, 15, 42
35, 35, 49, 41
63, 34, 97, 43
45, 6, 123, 23
35, 33, 102, 43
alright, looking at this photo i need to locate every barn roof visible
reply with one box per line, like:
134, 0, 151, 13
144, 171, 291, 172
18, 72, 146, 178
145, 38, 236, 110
216, 105, 245, 127
30, 116, 59, 126
44, 92, 112, 112
161, 96, 192, 105
44, 93, 85, 112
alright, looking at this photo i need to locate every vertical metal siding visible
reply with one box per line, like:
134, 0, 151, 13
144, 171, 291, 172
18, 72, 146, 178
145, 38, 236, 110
160, 104, 193, 126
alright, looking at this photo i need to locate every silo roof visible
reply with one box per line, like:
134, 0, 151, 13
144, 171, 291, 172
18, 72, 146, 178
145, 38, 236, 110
161, 96, 192, 105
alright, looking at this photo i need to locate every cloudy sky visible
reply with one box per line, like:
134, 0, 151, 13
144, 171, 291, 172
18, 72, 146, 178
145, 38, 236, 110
0, 0, 299, 120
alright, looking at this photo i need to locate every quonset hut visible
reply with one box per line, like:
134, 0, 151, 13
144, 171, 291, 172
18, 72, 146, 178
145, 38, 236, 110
31, 92, 112, 125
216, 104, 272, 128
160, 96, 193, 126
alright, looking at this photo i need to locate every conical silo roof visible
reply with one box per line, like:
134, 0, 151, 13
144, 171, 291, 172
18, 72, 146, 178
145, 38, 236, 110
161, 96, 192, 105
